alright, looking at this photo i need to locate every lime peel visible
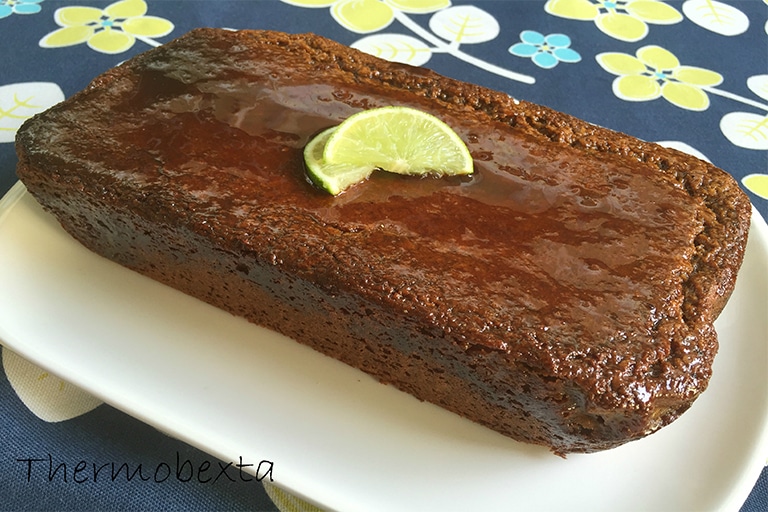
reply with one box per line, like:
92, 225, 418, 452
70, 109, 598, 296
304, 106, 473, 195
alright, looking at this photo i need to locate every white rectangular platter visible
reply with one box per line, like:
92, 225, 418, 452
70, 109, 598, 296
1, 182, 767, 511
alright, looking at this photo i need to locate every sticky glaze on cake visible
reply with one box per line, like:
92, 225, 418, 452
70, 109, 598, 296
15, 29, 751, 454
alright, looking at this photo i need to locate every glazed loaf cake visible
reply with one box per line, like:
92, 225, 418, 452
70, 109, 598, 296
16, 28, 751, 454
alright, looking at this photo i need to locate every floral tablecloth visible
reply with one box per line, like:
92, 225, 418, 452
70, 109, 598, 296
0, 1, 766, 510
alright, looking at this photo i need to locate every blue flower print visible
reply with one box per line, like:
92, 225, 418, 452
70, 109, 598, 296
509, 31, 581, 69
0, 0, 43, 19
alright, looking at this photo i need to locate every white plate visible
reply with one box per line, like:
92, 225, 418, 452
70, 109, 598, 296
1, 181, 766, 512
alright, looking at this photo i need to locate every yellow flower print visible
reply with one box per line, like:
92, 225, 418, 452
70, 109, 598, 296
545, 0, 682, 42
281, 0, 449, 34
333, 0, 395, 33
596, 46, 723, 111
39, 0, 173, 54
742, 174, 768, 200
3, 348, 103, 422
387, 0, 451, 13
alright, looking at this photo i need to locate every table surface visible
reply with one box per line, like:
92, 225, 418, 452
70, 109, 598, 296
0, 1, 766, 511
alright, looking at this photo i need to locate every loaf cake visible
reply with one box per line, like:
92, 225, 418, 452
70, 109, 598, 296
15, 28, 751, 454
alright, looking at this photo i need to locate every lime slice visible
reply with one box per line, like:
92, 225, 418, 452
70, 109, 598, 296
304, 127, 376, 195
304, 106, 473, 195
324, 106, 473, 176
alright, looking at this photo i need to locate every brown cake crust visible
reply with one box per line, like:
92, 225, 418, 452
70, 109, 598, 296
15, 28, 751, 454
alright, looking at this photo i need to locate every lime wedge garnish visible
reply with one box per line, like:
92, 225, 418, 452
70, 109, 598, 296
304, 127, 375, 195
303, 106, 473, 195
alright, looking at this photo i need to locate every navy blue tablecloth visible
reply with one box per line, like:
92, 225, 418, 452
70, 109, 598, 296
1, 1, 766, 510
